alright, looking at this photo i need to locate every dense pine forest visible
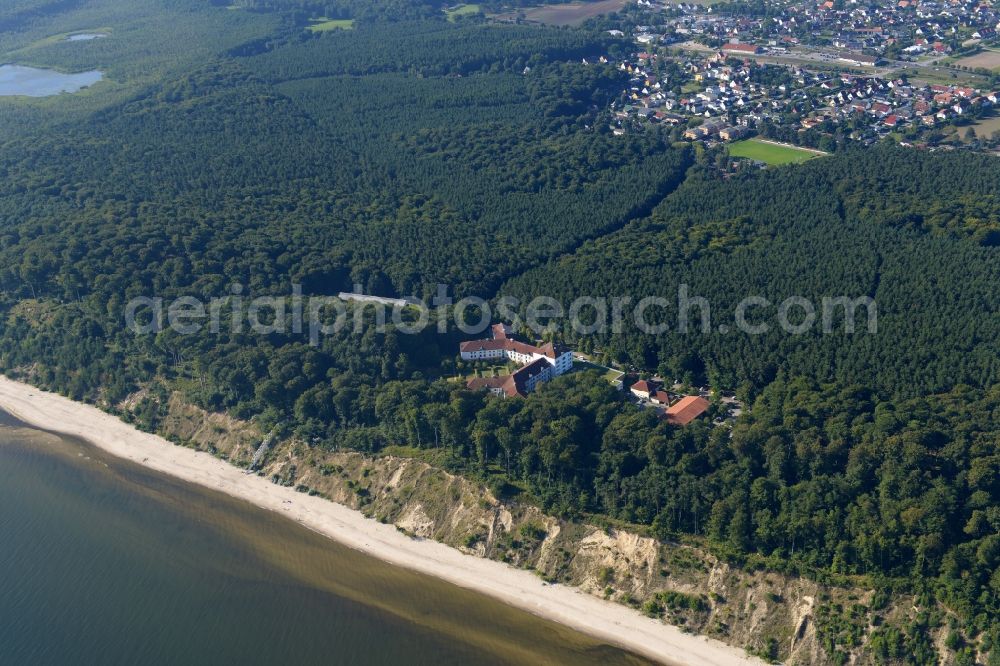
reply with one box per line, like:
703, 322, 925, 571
0, 0, 998, 662
503, 149, 1000, 396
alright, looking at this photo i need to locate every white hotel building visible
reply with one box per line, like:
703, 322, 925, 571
461, 324, 573, 397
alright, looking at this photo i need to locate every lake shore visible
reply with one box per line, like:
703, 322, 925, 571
0, 375, 760, 666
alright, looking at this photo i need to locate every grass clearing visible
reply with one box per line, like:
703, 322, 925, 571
728, 138, 827, 165
972, 114, 1000, 139
380, 445, 457, 469
899, 63, 990, 88
574, 360, 625, 385
953, 49, 1000, 72
445, 4, 481, 21
493, 0, 627, 27
15, 27, 114, 52
307, 18, 355, 32
457, 364, 514, 382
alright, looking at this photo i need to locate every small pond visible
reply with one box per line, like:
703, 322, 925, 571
0, 65, 103, 97
66, 33, 108, 42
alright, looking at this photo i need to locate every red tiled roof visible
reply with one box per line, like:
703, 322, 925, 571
467, 376, 508, 391
460, 339, 509, 353
664, 396, 711, 426
467, 359, 552, 398
631, 379, 658, 394
507, 358, 551, 397
460, 337, 562, 360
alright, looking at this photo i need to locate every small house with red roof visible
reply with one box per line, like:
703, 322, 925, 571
630, 379, 660, 400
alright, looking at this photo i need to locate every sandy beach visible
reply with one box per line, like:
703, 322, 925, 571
0, 375, 759, 666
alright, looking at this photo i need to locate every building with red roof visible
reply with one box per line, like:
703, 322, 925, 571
652, 390, 673, 405
664, 396, 711, 426
462, 327, 573, 398
630, 379, 660, 400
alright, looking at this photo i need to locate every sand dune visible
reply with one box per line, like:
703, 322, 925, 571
0, 375, 760, 666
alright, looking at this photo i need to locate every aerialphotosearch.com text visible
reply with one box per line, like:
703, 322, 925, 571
125, 283, 877, 346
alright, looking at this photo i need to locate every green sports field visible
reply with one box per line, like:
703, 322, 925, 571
728, 138, 826, 165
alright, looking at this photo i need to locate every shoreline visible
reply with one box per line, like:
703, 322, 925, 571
0, 375, 760, 666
